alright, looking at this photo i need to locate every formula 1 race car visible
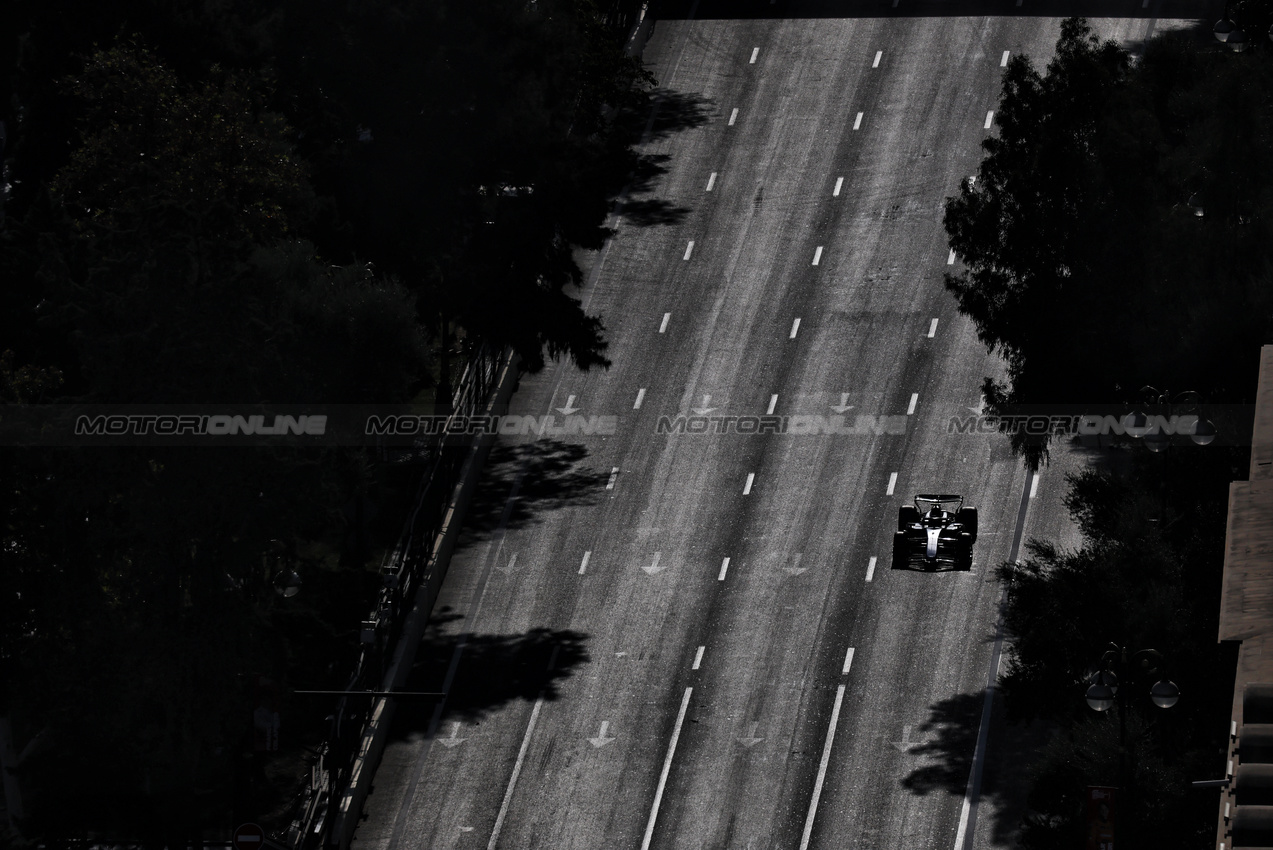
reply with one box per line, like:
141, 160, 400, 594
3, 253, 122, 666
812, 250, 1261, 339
892, 494, 977, 571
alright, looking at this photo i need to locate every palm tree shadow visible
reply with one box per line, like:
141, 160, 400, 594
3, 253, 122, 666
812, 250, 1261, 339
458, 440, 610, 540
386, 611, 590, 742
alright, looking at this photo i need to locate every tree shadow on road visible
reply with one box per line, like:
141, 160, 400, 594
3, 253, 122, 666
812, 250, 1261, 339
457, 439, 610, 540
386, 611, 590, 742
901, 689, 1052, 848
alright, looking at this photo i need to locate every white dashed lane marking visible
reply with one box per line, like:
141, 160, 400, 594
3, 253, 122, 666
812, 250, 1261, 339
579, 551, 591, 575
634, 388, 646, 409
743, 473, 755, 495
706, 172, 717, 192
683, 241, 695, 261
718, 557, 730, 581
985, 111, 995, 130
873, 50, 882, 68
729, 108, 739, 126
853, 112, 863, 131
929, 318, 939, 338
833, 176, 844, 197
749, 47, 759, 64
659, 313, 670, 333
886, 472, 897, 496
790, 318, 801, 339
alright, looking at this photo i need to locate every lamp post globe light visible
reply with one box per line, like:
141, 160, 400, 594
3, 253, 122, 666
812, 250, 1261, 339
1214, 1, 1273, 51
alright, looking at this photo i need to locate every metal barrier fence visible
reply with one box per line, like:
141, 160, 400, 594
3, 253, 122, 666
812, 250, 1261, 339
283, 343, 508, 850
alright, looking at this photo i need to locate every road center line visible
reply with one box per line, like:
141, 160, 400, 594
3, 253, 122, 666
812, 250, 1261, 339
1030, 473, 1039, 498
928, 318, 939, 338
579, 551, 591, 575
728, 107, 739, 126
606, 467, 619, 489
798, 684, 847, 850
907, 393, 918, 415
488, 696, 544, 850
886, 472, 897, 496
853, 111, 863, 131
749, 46, 759, 64
842, 646, 856, 675
833, 176, 844, 197
706, 172, 717, 192
812, 246, 823, 266
873, 50, 882, 68
984, 111, 995, 130
683, 240, 695, 261
865, 556, 876, 582
659, 313, 670, 333
789, 318, 801, 339
692, 646, 705, 670
718, 557, 731, 581
767, 394, 778, 415
1001, 50, 1010, 67
634, 388, 646, 409
640, 687, 694, 850
743, 473, 755, 495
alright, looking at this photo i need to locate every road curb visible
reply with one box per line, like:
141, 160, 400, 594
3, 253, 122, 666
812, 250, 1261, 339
335, 349, 521, 849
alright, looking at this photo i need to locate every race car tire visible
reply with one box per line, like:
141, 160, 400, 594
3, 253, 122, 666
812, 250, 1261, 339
892, 530, 908, 568
956, 506, 978, 543
898, 506, 920, 532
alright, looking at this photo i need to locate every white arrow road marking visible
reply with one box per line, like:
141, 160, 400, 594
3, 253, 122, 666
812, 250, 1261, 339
831, 393, 853, 413
589, 721, 616, 748
496, 552, 518, 574
692, 394, 716, 415
738, 721, 764, 747
439, 721, 467, 748
643, 552, 665, 575
892, 724, 927, 753
783, 553, 806, 576
555, 395, 580, 415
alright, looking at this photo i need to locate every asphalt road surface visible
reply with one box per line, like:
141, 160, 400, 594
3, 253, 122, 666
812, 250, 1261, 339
354, 4, 1205, 849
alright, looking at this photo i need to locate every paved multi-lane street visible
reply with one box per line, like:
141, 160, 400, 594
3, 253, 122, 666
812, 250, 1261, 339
353, 4, 1204, 848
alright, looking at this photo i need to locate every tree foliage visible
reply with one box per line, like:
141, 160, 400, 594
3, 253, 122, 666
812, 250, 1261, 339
945, 18, 1273, 468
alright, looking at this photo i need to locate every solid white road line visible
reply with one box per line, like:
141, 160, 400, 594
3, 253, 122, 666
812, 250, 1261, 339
1001, 50, 1010, 67
706, 172, 717, 192
853, 112, 863, 130
487, 696, 544, 850
1030, 473, 1039, 498
984, 111, 995, 130
767, 394, 778, 415
842, 646, 855, 675
579, 551, 591, 575
683, 241, 695, 261
929, 318, 939, 338
659, 313, 670, 333
749, 47, 759, 64
606, 467, 619, 490
641, 687, 694, 850
833, 176, 844, 197
789, 318, 801, 339
812, 246, 823, 266
634, 388, 646, 409
907, 393, 918, 415
866, 556, 876, 582
886, 472, 897, 496
718, 557, 731, 581
728, 108, 739, 126
743, 473, 755, 495
798, 684, 847, 850
948, 248, 956, 265
873, 50, 882, 68
692, 646, 705, 670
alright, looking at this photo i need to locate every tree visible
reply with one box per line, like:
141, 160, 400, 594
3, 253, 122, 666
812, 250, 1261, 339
944, 19, 1273, 468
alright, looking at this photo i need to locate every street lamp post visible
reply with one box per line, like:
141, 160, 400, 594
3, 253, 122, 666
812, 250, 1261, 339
1085, 644, 1180, 837
1213, 0, 1273, 51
